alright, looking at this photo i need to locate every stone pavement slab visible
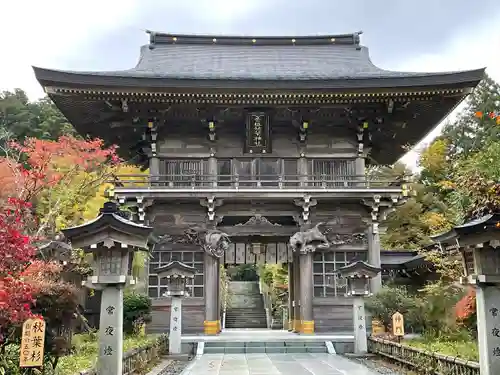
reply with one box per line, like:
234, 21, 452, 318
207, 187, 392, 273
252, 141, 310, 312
181, 353, 384, 375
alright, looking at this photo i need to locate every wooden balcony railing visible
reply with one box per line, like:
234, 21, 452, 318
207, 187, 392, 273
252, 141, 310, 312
109, 174, 405, 190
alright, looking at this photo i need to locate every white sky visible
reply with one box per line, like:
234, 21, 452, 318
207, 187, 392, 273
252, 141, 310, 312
1, 1, 499, 169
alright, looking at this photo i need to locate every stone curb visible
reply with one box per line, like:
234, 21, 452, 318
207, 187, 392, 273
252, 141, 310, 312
145, 359, 173, 375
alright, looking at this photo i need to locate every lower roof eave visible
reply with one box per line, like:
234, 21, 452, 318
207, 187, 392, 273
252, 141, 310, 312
33, 66, 486, 93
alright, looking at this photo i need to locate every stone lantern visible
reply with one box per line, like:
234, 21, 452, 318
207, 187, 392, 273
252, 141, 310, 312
62, 202, 153, 375
336, 260, 381, 355
155, 261, 196, 355
431, 213, 500, 375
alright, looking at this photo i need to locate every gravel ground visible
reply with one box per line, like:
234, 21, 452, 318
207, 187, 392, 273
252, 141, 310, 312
346, 356, 416, 375
155, 360, 190, 375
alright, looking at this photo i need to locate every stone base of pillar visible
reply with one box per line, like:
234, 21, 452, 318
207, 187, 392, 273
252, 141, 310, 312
217, 320, 221, 333
204, 320, 219, 335
301, 320, 314, 334
288, 320, 293, 331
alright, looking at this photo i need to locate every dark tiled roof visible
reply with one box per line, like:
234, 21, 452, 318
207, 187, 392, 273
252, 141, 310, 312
33, 32, 485, 87
133, 32, 410, 81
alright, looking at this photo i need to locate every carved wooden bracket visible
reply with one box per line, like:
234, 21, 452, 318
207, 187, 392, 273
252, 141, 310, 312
362, 195, 400, 234
200, 196, 223, 225
293, 194, 317, 223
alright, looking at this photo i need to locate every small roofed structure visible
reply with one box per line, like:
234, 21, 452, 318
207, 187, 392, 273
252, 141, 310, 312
154, 261, 196, 297
336, 260, 381, 297
431, 213, 500, 285
62, 201, 153, 250
336, 260, 381, 354
431, 214, 500, 374
62, 201, 153, 285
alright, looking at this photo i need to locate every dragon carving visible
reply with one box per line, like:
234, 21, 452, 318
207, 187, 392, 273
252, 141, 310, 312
202, 229, 231, 258
289, 223, 330, 254
159, 227, 231, 258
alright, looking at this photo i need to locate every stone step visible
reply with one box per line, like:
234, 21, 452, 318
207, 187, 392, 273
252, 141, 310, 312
228, 281, 260, 294
204, 341, 328, 354
226, 310, 267, 316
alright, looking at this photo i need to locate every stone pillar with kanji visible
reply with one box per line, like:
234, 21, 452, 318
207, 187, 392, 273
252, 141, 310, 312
431, 213, 500, 375
335, 260, 381, 355
62, 202, 153, 375
154, 261, 196, 354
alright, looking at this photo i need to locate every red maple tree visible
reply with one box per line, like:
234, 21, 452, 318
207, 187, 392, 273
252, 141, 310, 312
455, 287, 477, 323
0, 135, 120, 346
2, 136, 119, 202
0, 198, 37, 345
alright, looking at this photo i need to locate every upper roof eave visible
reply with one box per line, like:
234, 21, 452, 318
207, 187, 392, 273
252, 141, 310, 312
33, 66, 486, 92
430, 213, 500, 247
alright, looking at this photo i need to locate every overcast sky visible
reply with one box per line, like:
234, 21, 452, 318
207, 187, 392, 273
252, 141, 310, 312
1, 0, 499, 168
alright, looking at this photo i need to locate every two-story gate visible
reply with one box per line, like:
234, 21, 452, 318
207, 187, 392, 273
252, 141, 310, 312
33, 30, 482, 335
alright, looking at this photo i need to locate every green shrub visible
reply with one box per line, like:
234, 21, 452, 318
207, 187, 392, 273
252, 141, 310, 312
228, 264, 258, 281
366, 286, 422, 331
405, 333, 478, 361
123, 293, 152, 335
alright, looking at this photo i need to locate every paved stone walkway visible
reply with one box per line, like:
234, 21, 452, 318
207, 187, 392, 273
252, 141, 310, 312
182, 353, 381, 375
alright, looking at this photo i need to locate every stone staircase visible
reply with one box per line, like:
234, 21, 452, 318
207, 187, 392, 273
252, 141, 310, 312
204, 340, 329, 354
225, 281, 268, 329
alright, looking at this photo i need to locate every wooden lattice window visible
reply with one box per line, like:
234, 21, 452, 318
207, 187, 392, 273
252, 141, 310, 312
148, 251, 204, 298
313, 251, 367, 297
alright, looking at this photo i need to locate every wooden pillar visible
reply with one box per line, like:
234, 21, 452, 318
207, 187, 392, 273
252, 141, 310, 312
299, 253, 314, 334
287, 262, 294, 331
204, 253, 219, 335
216, 263, 221, 332
293, 253, 301, 332
367, 224, 382, 293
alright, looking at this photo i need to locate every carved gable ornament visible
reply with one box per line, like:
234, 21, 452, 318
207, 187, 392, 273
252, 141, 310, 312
236, 215, 281, 228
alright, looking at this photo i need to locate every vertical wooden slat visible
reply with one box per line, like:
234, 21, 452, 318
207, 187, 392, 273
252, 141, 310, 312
266, 243, 277, 264
287, 244, 293, 263
277, 243, 288, 263
225, 243, 235, 264
235, 243, 246, 264
255, 249, 266, 264
245, 244, 256, 264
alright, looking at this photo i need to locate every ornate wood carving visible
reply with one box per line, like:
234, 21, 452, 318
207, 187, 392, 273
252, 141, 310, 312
156, 226, 230, 258
220, 215, 296, 237
289, 222, 367, 254
235, 214, 281, 227
200, 196, 223, 225
289, 223, 329, 254
293, 195, 317, 223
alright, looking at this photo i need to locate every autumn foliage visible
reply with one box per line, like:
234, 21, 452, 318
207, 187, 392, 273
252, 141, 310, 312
1, 136, 119, 201
0, 198, 37, 344
455, 288, 476, 322
0, 135, 119, 348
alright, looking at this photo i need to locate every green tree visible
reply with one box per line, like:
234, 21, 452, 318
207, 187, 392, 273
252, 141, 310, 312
442, 74, 500, 159
0, 89, 75, 142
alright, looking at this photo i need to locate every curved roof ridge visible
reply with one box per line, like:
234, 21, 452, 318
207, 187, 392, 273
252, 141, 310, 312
146, 30, 363, 46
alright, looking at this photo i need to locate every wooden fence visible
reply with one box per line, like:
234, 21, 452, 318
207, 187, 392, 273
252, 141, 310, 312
368, 337, 479, 375
79, 335, 168, 375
